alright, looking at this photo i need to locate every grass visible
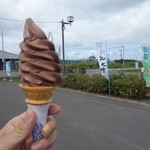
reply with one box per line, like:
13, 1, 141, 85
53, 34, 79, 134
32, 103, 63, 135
0, 76, 20, 81
11, 70, 19, 72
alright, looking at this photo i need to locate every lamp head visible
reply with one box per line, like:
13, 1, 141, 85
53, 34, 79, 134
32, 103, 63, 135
67, 16, 74, 25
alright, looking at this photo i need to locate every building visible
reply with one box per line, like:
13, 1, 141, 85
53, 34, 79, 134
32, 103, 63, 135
0, 50, 19, 70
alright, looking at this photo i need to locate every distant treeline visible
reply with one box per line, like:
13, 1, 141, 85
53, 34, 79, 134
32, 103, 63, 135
60, 57, 143, 70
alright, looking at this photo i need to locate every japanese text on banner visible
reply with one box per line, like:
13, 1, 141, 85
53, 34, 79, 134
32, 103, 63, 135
97, 42, 109, 79
142, 46, 150, 87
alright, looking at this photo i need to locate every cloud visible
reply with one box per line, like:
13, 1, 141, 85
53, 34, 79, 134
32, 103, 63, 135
0, 0, 149, 60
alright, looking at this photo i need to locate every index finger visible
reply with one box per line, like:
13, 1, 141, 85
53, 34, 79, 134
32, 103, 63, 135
48, 104, 62, 115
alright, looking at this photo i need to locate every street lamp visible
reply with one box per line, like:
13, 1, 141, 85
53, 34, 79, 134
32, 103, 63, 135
0, 28, 6, 80
60, 16, 74, 76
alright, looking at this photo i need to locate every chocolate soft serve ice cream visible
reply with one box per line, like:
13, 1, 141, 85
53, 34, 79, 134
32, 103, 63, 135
19, 18, 62, 87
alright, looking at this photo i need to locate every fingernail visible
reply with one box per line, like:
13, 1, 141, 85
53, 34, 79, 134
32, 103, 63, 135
32, 143, 43, 150
25, 109, 32, 122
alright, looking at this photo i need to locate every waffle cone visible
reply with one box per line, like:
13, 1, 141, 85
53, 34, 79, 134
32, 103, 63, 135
19, 84, 55, 105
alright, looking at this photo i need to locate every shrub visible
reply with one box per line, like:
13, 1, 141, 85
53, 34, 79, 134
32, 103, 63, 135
61, 73, 89, 90
111, 74, 147, 99
75, 74, 89, 90
61, 73, 77, 89
87, 74, 109, 93
61, 72, 148, 99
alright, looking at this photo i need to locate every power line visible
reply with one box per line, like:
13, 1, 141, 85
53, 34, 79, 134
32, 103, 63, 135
0, 17, 59, 24
0, 17, 24, 22
36, 21, 59, 24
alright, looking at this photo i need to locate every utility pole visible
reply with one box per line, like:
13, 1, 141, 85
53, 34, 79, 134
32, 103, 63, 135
122, 46, 125, 69
61, 20, 65, 76
1, 29, 6, 80
109, 45, 125, 69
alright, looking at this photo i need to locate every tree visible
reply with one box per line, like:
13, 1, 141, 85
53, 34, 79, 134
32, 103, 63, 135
88, 55, 97, 63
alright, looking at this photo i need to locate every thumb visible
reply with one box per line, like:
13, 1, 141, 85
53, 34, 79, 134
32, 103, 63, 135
5, 109, 36, 149
0, 109, 36, 150
13, 109, 36, 142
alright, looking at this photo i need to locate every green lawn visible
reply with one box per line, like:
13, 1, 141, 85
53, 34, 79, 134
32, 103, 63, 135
0, 76, 20, 81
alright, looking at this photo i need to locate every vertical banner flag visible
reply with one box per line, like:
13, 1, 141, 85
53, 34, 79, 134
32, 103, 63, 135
5, 61, 11, 76
97, 42, 109, 79
142, 46, 150, 87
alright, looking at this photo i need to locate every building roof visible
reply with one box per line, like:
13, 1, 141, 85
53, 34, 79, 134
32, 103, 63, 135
0, 50, 18, 59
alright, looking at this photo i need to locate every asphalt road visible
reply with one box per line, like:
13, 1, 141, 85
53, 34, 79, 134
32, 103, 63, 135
0, 82, 150, 150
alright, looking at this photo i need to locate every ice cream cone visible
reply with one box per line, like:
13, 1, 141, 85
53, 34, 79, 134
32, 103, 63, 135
18, 18, 62, 142
19, 84, 55, 105
19, 84, 55, 141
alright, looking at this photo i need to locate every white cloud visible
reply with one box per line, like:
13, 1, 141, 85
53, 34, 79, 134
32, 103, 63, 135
0, 0, 149, 60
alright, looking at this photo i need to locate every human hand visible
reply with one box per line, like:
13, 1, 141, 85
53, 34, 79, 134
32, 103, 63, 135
0, 104, 62, 150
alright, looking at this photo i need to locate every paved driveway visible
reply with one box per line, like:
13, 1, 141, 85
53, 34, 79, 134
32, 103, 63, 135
0, 82, 150, 150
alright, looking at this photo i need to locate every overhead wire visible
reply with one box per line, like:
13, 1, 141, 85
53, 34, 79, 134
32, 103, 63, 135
0, 17, 59, 24
0, 17, 59, 52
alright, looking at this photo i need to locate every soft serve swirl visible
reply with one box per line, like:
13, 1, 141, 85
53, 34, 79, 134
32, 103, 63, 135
19, 18, 62, 87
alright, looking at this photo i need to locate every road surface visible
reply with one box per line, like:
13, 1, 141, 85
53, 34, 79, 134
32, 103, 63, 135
0, 82, 150, 150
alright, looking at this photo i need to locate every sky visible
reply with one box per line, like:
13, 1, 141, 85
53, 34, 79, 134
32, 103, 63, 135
0, 0, 150, 60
